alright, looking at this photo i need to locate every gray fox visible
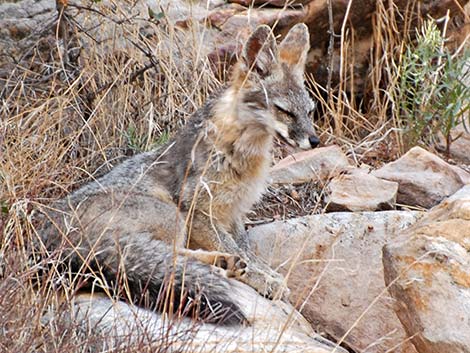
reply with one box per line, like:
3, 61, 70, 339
34, 23, 318, 325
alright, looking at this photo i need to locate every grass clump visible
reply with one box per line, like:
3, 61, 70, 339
125, 124, 171, 153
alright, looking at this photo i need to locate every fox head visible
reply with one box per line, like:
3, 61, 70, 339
234, 23, 319, 149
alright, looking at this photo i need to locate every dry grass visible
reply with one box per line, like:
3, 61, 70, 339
1, 3, 221, 351
248, 181, 325, 225
0, 1, 468, 352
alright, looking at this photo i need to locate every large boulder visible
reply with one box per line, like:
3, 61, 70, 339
248, 211, 422, 353
373, 147, 470, 209
383, 185, 470, 353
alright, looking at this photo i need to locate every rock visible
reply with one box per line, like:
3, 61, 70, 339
206, 3, 305, 76
270, 145, 351, 185
325, 169, 399, 212
248, 211, 422, 353
383, 185, 470, 353
437, 123, 470, 165
451, 163, 470, 185
69, 280, 346, 352
0, 0, 154, 62
0, 0, 55, 56
373, 146, 470, 209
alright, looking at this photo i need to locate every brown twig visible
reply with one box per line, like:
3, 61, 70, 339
326, 0, 335, 98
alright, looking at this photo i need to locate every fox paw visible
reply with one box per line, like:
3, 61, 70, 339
264, 273, 290, 301
213, 253, 247, 279
240, 264, 290, 301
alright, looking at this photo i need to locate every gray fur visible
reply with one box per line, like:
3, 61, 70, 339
34, 23, 317, 324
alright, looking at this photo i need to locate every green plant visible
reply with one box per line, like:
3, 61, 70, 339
154, 129, 170, 147
396, 19, 470, 153
125, 124, 146, 153
1, 201, 8, 215
125, 125, 171, 153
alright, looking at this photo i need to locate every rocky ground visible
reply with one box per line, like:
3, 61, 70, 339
249, 142, 470, 353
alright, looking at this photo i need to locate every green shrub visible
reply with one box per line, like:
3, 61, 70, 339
396, 19, 470, 153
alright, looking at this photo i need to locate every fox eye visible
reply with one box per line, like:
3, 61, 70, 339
274, 104, 296, 120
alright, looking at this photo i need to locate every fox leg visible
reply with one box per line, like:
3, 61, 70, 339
187, 212, 289, 300
228, 220, 290, 299
177, 248, 246, 278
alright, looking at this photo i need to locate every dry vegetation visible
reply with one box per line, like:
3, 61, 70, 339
1, 5, 221, 351
0, 1, 469, 352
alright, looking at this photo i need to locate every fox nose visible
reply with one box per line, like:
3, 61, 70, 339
308, 135, 320, 148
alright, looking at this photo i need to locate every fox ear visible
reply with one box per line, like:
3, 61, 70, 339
279, 23, 310, 73
240, 25, 277, 77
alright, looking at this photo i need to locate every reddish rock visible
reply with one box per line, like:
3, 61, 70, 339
373, 147, 470, 209
270, 145, 351, 184
383, 185, 470, 353
325, 169, 398, 212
